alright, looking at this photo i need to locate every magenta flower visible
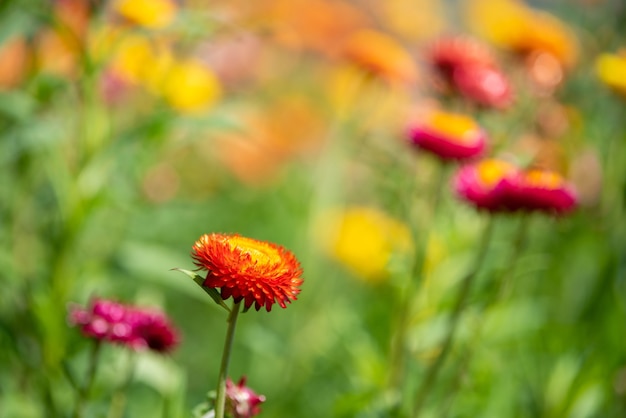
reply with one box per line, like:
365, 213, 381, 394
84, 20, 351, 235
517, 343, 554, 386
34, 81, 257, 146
502, 169, 578, 214
428, 35, 514, 109
430, 35, 497, 77
453, 64, 513, 109
407, 110, 487, 161
69, 298, 179, 353
454, 159, 518, 211
453, 159, 578, 214
225, 376, 266, 418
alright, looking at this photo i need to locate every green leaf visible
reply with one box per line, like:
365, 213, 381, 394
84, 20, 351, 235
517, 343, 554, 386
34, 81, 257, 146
171, 268, 231, 312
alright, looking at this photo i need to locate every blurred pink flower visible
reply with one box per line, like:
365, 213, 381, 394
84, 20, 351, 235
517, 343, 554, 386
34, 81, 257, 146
452, 64, 513, 109
225, 376, 266, 418
502, 169, 578, 214
428, 35, 513, 109
69, 298, 179, 353
453, 159, 578, 214
453, 159, 517, 211
407, 110, 487, 161
430, 35, 497, 77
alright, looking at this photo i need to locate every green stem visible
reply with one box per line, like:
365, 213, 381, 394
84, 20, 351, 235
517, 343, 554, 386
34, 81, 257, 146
73, 340, 102, 418
387, 163, 448, 404
411, 217, 496, 418
215, 301, 242, 418
496, 214, 531, 300
437, 214, 532, 416
107, 350, 136, 418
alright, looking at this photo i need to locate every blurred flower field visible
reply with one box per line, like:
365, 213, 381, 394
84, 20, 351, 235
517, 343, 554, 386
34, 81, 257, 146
1, 0, 625, 417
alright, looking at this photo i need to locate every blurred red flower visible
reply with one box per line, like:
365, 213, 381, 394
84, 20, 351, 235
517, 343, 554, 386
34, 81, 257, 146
502, 169, 578, 214
407, 110, 487, 161
454, 159, 517, 211
428, 36, 513, 109
69, 299, 179, 353
453, 159, 578, 214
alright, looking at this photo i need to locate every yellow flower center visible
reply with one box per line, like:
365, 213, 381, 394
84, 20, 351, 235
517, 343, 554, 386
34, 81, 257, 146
477, 159, 516, 186
523, 170, 564, 189
428, 112, 479, 144
228, 236, 282, 267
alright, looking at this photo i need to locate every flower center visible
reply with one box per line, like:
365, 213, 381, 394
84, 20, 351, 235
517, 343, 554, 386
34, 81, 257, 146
523, 170, 564, 189
228, 236, 282, 266
477, 159, 516, 186
428, 111, 480, 144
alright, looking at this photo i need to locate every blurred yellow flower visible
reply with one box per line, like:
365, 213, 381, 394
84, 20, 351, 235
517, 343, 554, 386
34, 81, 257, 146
464, 0, 578, 69
317, 207, 412, 282
114, 0, 177, 29
595, 51, 626, 96
160, 59, 222, 113
108, 35, 158, 85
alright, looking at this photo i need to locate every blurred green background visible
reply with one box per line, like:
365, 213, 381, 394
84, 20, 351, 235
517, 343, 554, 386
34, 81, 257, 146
1, 0, 625, 417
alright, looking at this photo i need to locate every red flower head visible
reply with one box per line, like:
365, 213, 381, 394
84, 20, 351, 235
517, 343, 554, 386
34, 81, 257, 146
453, 158, 518, 211
69, 299, 179, 353
225, 376, 266, 418
191, 233, 304, 312
503, 169, 578, 214
453, 64, 513, 109
429, 35, 497, 78
124, 308, 180, 353
407, 110, 487, 161
428, 35, 513, 109
454, 160, 578, 214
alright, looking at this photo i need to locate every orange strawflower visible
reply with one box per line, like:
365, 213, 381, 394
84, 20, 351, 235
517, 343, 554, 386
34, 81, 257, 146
268, 0, 370, 56
0, 37, 29, 90
191, 234, 303, 312
464, 0, 578, 69
341, 29, 418, 86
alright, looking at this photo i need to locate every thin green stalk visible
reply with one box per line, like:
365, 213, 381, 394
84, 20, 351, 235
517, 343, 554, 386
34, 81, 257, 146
496, 214, 531, 300
411, 217, 496, 418
215, 301, 242, 418
438, 214, 532, 417
387, 163, 448, 403
73, 340, 102, 418
107, 350, 136, 418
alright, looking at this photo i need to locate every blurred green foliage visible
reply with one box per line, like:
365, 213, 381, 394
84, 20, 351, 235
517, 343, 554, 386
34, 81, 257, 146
1, 0, 625, 417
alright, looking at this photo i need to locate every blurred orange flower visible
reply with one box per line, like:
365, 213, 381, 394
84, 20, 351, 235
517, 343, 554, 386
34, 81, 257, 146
341, 29, 419, 86
0, 37, 29, 90
267, 0, 370, 56
35, 30, 80, 78
216, 97, 325, 184
34, 0, 91, 78
464, 0, 578, 69
192, 233, 303, 312
377, 0, 445, 42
